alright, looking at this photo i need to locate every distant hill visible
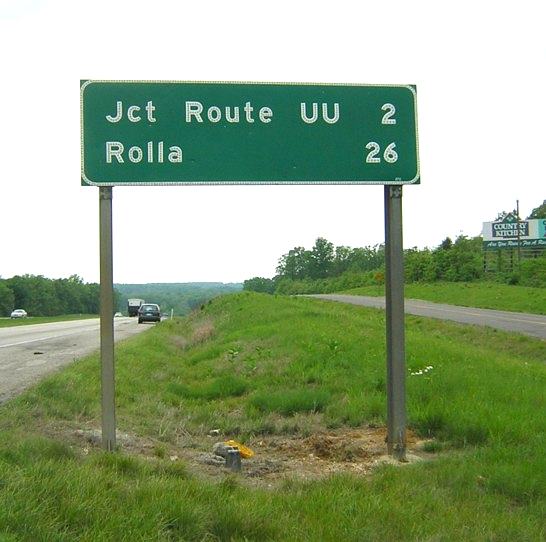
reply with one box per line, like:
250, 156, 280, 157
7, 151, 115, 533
114, 282, 242, 316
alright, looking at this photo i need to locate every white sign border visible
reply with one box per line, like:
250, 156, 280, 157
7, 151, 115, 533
81, 80, 420, 187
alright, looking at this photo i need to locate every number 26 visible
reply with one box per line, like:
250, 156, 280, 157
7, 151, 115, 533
365, 142, 398, 163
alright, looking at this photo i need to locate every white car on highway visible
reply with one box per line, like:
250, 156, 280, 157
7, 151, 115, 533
10, 309, 27, 319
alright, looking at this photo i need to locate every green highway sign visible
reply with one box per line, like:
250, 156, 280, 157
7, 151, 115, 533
81, 80, 419, 186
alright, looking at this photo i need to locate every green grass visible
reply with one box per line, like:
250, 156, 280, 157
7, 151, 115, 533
250, 388, 331, 416
0, 292, 545, 540
343, 281, 546, 314
0, 314, 97, 328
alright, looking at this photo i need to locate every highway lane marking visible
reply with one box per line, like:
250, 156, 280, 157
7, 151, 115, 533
0, 320, 136, 349
0, 330, 91, 349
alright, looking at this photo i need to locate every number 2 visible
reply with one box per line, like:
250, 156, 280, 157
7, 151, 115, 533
365, 142, 381, 163
381, 103, 396, 125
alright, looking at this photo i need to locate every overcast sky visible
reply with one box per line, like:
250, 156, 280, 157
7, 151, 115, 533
1, 0, 544, 284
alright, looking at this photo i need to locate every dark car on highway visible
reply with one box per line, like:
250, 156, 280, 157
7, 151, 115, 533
137, 303, 161, 324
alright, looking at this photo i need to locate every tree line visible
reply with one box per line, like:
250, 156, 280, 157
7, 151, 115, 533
244, 235, 482, 295
0, 275, 109, 317
0, 275, 243, 319
114, 282, 242, 316
244, 200, 546, 295
245, 233, 545, 296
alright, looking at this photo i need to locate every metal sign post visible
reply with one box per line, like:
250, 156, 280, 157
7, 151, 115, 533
99, 187, 116, 451
384, 186, 406, 460
516, 200, 521, 271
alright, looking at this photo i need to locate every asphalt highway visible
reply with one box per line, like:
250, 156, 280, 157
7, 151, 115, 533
0, 317, 150, 403
307, 294, 546, 341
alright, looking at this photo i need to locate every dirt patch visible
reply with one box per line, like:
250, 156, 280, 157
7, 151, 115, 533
191, 320, 215, 345
230, 427, 429, 485
169, 335, 189, 350
67, 424, 433, 486
168, 319, 215, 351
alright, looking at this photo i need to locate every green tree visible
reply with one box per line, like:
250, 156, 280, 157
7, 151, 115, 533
332, 245, 352, 276
527, 200, 546, 219
26, 275, 61, 316
0, 280, 15, 315
54, 275, 85, 314
243, 277, 275, 294
309, 237, 334, 279
519, 257, 546, 287
6, 275, 33, 313
347, 245, 385, 272
114, 283, 240, 316
84, 283, 101, 314
439, 237, 453, 251
276, 247, 310, 279
404, 248, 436, 282
437, 235, 483, 282
4, 274, 101, 316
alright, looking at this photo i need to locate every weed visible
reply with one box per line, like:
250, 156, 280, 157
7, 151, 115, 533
227, 347, 240, 362
250, 388, 331, 416
153, 444, 167, 459
0, 292, 544, 539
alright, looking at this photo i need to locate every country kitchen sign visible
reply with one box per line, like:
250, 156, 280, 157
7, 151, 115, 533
482, 213, 546, 250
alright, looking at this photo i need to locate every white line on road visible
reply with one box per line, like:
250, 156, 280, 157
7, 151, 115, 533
0, 329, 87, 349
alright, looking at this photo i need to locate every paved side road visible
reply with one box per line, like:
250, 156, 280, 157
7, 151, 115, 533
307, 294, 546, 341
0, 317, 150, 404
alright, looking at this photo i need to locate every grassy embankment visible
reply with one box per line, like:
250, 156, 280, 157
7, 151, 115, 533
0, 293, 545, 539
343, 281, 546, 315
0, 314, 97, 328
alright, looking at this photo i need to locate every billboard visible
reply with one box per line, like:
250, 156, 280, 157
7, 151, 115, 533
482, 214, 546, 250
